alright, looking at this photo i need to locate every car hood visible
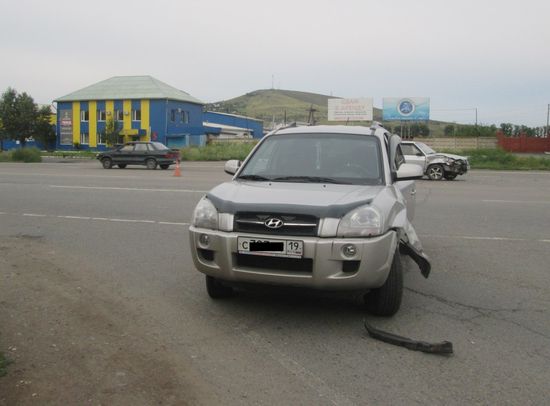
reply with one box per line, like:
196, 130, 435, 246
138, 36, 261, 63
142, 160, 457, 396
206, 181, 386, 218
429, 153, 468, 161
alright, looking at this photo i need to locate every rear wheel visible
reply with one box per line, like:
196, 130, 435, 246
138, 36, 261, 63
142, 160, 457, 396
427, 164, 444, 180
102, 158, 113, 169
364, 251, 403, 317
444, 173, 457, 180
117, 164, 127, 169
146, 158, 157, 170
205, 275, 234, 298
160, 164, 170, 170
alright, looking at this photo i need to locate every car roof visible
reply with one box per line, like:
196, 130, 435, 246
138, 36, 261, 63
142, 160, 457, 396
272, 125, 390, 140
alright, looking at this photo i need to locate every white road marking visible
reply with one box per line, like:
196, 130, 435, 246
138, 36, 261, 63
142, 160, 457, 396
420, 234, 550, 243
158, 221, 190, 226
49, 185, 207, 193
482, 199, 550, 205
0, 211, 190, 227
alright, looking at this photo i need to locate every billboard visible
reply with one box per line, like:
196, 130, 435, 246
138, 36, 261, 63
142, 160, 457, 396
382, 97, 430, 121
59, 110, 73, 145
328, 98, 373, 121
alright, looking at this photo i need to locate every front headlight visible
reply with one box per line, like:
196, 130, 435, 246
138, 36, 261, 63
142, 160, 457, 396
337, 205, 383, 237
192, 197, 218, 230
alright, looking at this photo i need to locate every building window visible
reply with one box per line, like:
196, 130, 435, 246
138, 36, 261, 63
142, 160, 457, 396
132, 109, 141, 121
181, 111, 189, 123
97, 132, 105, 144
170, 109, 176, 122
116, 110, 124, 121
80, 133, 89, 144
97, 110, 106, 121
80, 110, 89, 122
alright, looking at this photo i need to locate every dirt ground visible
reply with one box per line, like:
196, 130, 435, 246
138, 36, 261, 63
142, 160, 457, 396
0, 235, 213, 405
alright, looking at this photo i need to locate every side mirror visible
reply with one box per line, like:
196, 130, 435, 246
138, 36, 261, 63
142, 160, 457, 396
224, 159, 241, 175
395, 163, 424, 181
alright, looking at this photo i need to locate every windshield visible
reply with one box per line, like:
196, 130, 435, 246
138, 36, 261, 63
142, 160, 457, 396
238, 133, 384, 185
416, 142, 436, 155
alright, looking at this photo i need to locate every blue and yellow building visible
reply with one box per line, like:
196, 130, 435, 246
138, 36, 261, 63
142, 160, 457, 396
54, 76, 205, 150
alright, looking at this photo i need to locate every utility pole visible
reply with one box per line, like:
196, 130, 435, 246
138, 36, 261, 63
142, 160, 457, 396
546, 104, 549, 136
475, 108, 478, 126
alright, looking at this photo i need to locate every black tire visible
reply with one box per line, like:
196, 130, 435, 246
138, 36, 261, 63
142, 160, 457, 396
427, 164, 444, 181
205, 275, 234, 299
160, 164, 170, 170
118, 164, 127, 169
145, 158, 157, 170
364, 251, 403, 317
102, 158, 113, 169
444, 173, 457, 181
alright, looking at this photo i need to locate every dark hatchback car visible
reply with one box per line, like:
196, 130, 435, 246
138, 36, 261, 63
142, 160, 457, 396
96, 142, 180, 170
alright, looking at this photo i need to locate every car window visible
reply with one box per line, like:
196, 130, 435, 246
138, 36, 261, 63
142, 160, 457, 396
134, 143, 147, 152
119, 144, 134, 152
150, 142, 169, 151
401, 144, 423, 156
239, 133, 384, 185
416, 142, 436, 155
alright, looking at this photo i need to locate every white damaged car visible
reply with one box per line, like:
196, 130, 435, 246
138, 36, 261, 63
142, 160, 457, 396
189, 125, 431, 316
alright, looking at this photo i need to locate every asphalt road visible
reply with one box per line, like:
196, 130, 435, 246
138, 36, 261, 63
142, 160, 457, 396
1, 161, 549, 405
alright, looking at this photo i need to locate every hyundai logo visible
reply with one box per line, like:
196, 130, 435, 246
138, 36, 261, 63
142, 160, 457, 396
264, 217, 284, 229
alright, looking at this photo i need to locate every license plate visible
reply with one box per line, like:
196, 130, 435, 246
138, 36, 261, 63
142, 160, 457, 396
237, 237, 303, 258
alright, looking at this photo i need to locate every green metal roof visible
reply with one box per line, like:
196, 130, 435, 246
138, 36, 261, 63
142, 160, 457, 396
54, 76, 203, 104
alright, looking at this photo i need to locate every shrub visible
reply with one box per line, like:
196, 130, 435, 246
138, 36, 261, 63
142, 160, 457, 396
180, 142, 257, 161
0, 151, 11, 162
11, 147, 42, 162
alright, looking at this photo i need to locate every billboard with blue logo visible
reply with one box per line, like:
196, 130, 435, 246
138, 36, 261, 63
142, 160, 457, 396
382, 98, 430, 121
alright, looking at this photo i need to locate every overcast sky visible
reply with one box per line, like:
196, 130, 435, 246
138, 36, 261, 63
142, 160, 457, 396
1, 0, 548, 126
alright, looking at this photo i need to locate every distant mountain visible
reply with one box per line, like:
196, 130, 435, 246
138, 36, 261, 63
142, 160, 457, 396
207, 89, 382, 127
207, 89, 451, 136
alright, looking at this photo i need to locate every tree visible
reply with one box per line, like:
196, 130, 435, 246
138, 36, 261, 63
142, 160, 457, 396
0, 87, 38, 147
444, 124, 455, 137
34, 106, 56, 150
101, 116, 122, 146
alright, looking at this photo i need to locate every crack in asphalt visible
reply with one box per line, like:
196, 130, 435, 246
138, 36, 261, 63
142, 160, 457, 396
406, 287, 550, 341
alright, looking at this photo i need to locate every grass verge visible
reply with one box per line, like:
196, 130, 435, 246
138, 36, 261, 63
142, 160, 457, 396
180, 141, 257, 161
0, 147, 42, 162
42, 150, 97, 158
455, 149, 550, 170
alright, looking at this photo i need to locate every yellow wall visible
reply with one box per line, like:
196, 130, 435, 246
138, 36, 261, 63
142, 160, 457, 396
140, 99, 150, 141
72, 102, 80, 144
106, 100, 114, 118
89, 101, 97, 147
123, 100, 132, 133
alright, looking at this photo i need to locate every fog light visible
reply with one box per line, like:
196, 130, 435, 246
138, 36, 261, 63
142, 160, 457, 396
199, 234, 210, 247
342, 244, 357, 257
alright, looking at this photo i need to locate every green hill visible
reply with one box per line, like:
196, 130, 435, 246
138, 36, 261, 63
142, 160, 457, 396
208, 89, 384, 127
206, 89, 472, 137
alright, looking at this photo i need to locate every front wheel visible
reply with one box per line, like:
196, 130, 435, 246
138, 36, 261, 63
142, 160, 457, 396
145, 158, 157, 170
427, 164, 444, 180
364, 251, 403, 317
102, 158, 113, 169
206, 275, 234, 299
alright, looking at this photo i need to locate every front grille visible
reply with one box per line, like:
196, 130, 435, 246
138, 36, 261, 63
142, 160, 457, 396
236, 254, 313, 273
234, 212, 319, 236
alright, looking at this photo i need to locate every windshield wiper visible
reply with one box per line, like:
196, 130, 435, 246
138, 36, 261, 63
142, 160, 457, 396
271, 176, 348, 184
237, 174, 272, 181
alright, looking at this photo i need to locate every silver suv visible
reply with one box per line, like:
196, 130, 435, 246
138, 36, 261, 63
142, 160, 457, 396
189, 125, 431, 316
